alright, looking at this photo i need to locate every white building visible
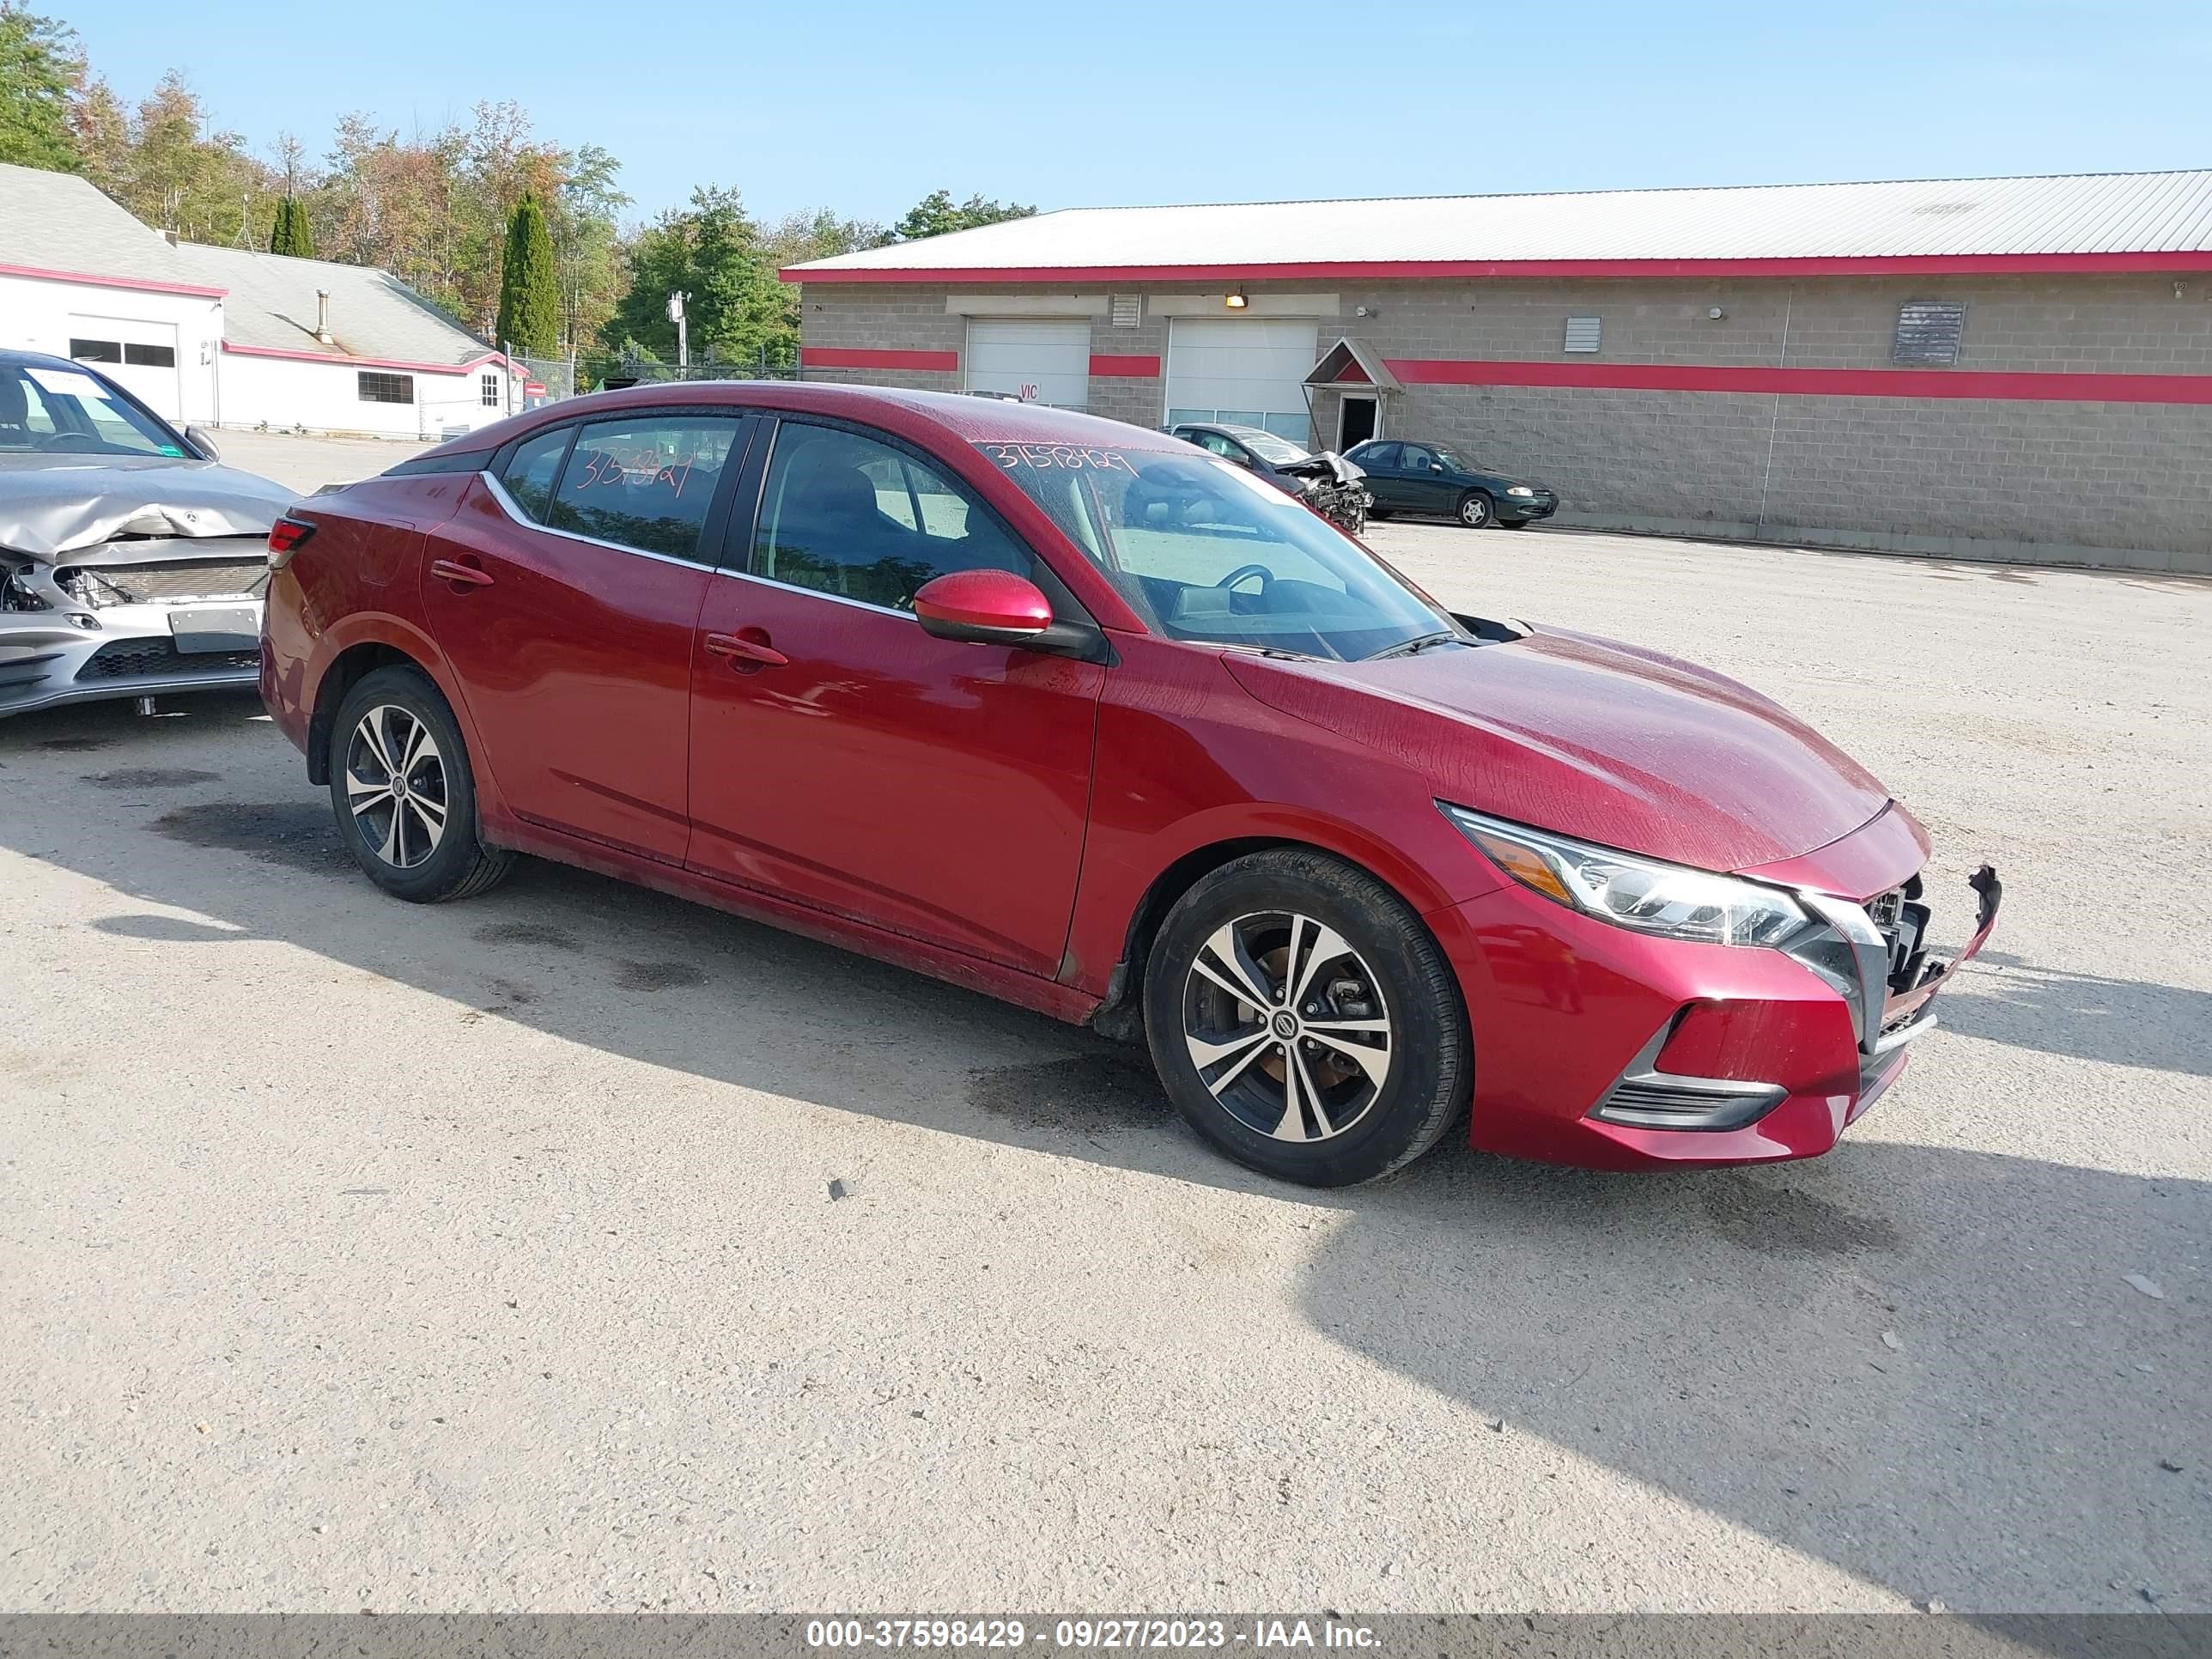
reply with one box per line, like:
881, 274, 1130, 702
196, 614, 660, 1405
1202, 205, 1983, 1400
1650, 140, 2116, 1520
0, 161, 526, 440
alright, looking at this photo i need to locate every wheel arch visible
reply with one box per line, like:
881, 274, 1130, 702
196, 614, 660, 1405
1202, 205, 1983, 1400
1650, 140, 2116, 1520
1086, 830, 1449, 1042
303, 617, 484, 797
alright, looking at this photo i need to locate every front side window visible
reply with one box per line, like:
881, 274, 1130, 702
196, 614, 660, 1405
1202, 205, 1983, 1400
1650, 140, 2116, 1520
546, 416, 739, 561
359, 371, 414, 404
981, 441, 1452, 662
499, 425, 574, 521
754, 422, 1033, 611
0, 362, 185, 457
1399, 443, 1437, 471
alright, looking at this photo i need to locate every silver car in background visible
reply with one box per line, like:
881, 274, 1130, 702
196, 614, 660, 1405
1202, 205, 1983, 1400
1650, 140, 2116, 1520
1, 348, 296, 719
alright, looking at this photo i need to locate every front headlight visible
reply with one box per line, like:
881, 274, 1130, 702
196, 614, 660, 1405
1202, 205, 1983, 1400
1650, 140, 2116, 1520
1440, 805, 1807, 947
1506, 485, 1535, 497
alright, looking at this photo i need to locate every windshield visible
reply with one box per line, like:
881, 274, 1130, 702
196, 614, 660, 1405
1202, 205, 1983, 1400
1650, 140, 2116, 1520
1226, 429, 1313, 465
0, 362, 188, 459
981, 441, 1455, 661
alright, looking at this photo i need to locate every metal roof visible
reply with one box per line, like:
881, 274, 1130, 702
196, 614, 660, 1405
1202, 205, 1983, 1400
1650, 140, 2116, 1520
786, 169, 2212, 283
168, 243, 494, 368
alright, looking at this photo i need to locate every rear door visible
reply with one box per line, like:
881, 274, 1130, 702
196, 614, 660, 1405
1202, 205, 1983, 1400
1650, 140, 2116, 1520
420, 410, 750, 863
684, 415, 1103, 975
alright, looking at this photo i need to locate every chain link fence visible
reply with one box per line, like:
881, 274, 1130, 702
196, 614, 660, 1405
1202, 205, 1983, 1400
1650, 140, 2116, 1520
575, 344, 801, 393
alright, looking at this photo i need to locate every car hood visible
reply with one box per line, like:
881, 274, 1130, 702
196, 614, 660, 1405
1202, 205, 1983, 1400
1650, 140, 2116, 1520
0, 454, 299, 560
1222, 625, 1893, 873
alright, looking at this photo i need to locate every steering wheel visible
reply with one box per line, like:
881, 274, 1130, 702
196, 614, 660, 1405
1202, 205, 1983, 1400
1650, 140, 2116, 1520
1215, 563, 1273, 594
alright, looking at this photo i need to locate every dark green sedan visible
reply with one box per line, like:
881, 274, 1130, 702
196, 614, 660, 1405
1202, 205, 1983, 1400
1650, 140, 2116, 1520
1341, 439, 1558, 529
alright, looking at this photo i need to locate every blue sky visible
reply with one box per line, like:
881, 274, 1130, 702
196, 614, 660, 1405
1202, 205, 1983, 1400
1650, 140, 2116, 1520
59, 0, 2212, 226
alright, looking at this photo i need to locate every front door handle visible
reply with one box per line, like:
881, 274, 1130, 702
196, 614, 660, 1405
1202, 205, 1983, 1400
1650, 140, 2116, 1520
703, 629, 789, 669
430, 558, 494, 588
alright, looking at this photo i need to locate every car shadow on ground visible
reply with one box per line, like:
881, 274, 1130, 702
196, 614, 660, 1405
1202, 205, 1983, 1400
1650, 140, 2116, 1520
3, 692, 2206, 1620
1936, 951, 2212, 1078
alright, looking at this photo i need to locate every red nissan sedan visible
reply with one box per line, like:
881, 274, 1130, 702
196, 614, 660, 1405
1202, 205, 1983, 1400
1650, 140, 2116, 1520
261, 383, 1999, 1187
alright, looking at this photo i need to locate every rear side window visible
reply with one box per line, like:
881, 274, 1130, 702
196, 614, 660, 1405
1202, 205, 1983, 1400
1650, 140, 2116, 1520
546, 416, 741, 562
753, 422, 1033, 611
500, 427, 573, 520
1358, 442, 1400, 468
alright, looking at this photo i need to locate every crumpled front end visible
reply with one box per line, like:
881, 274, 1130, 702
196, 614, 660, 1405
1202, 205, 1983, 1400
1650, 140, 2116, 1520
1430, 804, 2003, 1170
2, 538, 270, 717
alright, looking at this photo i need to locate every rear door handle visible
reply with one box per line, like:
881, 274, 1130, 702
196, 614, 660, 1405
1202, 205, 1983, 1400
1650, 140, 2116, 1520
430, 558, 494, 588
703, 630, 789, 668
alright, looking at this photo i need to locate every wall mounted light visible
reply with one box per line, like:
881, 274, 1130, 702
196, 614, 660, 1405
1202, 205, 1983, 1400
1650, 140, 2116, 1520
1224, 289, 1249, 310
1708, 307, 1726, 319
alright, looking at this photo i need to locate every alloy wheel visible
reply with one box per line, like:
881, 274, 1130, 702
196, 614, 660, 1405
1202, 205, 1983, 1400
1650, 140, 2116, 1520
1182, 910, 1393, 1143
1459, 494, 1490, 527
343, 703, 449, 869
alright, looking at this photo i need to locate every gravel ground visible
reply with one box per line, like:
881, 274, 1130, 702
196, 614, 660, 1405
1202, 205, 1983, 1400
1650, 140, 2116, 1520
1, 460, 2206, 1615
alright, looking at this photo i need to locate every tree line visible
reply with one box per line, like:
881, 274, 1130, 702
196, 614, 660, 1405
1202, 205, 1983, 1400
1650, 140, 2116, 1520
0, 3, 1033, 371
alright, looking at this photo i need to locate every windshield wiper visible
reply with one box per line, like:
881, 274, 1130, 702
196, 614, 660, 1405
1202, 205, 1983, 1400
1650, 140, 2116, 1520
1366, 629, 1464, 661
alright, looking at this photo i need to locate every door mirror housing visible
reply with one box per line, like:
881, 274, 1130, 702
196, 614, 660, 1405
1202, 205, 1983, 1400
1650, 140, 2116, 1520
913, 569, 1054, 646
184, 424, 221, 461
913, 569, 1114, 663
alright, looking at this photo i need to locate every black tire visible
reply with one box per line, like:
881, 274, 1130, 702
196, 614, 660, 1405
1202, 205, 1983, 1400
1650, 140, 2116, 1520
1496, 518, 1531, 530
1365, 507, 1393, 521
327, 664, 514, 903
1456, 490, 1494, 529
1142, 849, 1471, 1187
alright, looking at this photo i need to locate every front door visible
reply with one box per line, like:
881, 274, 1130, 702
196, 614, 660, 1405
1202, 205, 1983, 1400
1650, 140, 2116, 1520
420, 411, 748, 862
1395, 442, 1452, 514
1337, 395, 1377, 451
686, 416, 1103, 977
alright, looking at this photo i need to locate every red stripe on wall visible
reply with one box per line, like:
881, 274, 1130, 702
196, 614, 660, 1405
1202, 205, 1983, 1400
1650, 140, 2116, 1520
1382, 358, 2212, 405
0, 261, 228, 298
799, 346, 958, 372
783, 251, 2212, 285
1088, 353, 1161, 378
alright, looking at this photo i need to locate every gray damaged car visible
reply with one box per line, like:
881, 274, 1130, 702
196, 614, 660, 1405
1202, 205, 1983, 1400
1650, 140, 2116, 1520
2, 348, 297, 719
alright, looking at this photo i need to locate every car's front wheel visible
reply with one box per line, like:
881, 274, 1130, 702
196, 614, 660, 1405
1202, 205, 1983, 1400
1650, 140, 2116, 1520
327, 665, 514, 903
1457, 490, 1494, 529
1143, 850, 1470, 1186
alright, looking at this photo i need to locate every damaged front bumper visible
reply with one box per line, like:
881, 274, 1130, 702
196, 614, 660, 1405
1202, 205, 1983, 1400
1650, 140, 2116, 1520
1, 545, 267, 717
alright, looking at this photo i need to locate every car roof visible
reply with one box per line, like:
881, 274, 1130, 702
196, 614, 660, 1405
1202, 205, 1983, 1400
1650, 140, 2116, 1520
0, 346, 99, 374
429, 380, 1189, 460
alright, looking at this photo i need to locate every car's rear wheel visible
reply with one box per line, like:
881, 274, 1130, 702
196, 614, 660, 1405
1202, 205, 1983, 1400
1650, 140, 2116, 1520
328, 665, 514, 903
1365, 507, 1392, 520
1496, 518, 1531, 530
1143, 850, 1470, 1186
1457, 490, 1494, 529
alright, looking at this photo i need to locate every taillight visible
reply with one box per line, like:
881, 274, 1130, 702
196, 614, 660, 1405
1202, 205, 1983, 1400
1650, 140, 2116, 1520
267, 516, 316, 569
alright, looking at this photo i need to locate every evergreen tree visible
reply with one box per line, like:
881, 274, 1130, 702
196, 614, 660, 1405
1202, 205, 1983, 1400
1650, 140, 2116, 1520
0, 3, 82, 170
495, 193, 560, 356
269, 195, 314, 257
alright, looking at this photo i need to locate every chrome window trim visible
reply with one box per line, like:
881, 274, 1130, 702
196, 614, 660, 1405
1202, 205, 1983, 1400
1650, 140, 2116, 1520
708, 561, 921, 624
481, 469, 715, 573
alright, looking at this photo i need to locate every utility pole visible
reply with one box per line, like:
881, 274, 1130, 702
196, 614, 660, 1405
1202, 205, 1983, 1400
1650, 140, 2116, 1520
668, 291, 688, 370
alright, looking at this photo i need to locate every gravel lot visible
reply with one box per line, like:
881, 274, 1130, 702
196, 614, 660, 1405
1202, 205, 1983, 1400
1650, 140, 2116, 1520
2, 434, 2206, 1616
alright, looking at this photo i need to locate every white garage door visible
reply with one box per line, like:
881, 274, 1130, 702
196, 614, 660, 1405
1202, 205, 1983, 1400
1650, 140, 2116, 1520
68, 314, 183, 421
1164, 318, 1318, 444
964, 319, 1091, 410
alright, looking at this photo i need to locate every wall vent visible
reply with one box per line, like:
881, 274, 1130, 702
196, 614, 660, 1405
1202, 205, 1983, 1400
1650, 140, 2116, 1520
1893, 301, 1967, 366
1563, 315, 1602, 354
1110, 294, 1141, 329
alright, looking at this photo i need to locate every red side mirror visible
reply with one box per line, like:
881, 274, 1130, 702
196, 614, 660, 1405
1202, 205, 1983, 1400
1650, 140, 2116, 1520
913, 569, 1054, 647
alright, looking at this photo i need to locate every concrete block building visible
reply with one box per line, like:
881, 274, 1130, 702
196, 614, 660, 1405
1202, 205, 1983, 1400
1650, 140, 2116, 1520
784, 170, 2212, 572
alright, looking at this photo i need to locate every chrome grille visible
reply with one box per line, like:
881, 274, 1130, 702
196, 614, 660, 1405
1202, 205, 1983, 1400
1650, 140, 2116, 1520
58, 557, 270, 606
